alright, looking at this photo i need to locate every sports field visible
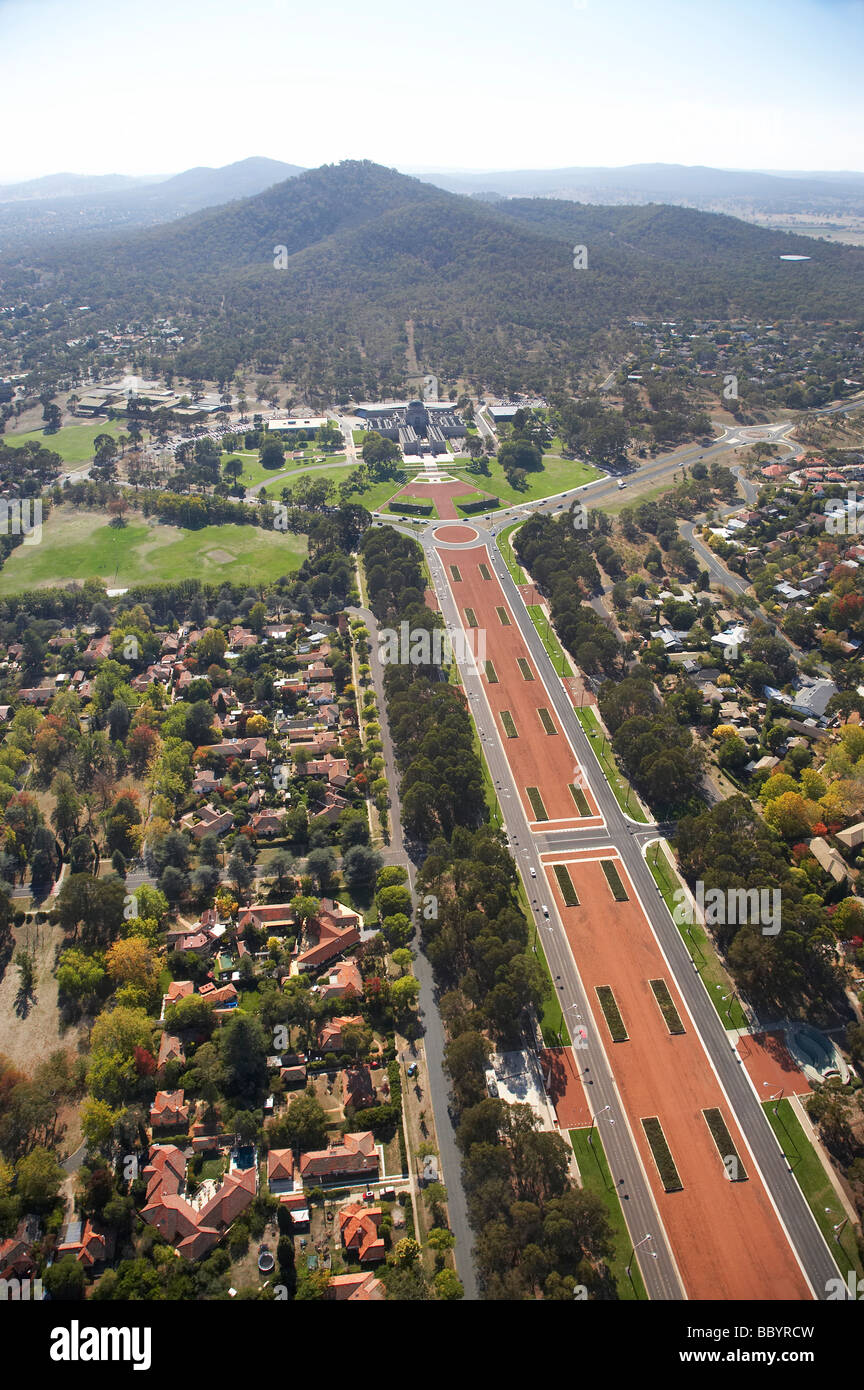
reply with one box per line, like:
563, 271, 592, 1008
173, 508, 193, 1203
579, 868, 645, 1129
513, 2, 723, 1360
0, 506, 306, 593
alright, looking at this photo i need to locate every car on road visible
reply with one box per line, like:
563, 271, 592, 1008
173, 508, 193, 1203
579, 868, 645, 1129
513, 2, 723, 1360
530, 867, 536, 877
617, 480, 627, 489
542, 904, 549, 918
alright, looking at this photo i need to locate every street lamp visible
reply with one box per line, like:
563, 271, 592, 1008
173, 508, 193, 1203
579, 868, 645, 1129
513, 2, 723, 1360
761, 1084, 783, 1114
627, 1233, 653, 1277
588, 1104, 611, 1145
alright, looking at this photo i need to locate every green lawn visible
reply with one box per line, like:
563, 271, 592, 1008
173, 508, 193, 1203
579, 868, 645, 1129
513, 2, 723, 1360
446, 453, 600, 507
763, 1100, 859, 1282
575, 706, 647, 822
0, 505, 307, 593
3, 420, 132, 465
232, 451, 348, 489
261, 465, 405, 513
645, 841, 748, 1030
527, 606, 573, 677
534, 930, 571, 1047
569, 1129, 647, 1300
497, 521, 527, 583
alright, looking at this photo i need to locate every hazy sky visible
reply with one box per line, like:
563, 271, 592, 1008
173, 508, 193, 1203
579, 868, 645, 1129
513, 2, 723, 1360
1, 0, 862, 180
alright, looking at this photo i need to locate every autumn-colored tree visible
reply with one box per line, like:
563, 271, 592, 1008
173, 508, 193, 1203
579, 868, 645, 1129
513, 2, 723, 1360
105, 938, 160, 997
127, 723, 159, 775
763, 791, 815, 841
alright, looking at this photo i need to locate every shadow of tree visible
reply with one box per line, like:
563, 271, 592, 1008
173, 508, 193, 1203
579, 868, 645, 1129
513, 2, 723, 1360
14, 984, 34, 1019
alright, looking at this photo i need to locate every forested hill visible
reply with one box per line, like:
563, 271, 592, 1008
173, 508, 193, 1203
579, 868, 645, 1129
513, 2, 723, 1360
3, 160, 863, 398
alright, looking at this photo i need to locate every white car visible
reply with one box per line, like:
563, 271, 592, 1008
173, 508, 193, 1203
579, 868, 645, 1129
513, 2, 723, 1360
542, 905, 549, 918
530, 867, 536, 877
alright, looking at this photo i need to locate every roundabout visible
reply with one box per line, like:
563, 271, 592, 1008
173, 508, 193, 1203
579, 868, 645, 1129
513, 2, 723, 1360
432, 523, 481, 545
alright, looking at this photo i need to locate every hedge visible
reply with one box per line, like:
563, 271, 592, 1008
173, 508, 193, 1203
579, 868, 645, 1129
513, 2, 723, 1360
456, 495, 498, 514
388, 499, 433, 516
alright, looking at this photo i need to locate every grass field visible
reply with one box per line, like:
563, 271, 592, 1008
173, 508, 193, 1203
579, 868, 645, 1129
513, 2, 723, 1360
524, 894, 571, 1047
497, 521, 527, 583
763, 1099, 860, 1282
446, 453, 601, 506
261, 465, 405, 514
3, 420, 131, 465
569, 1129, 647, 1300
575, 706, 647, 821
645, 841, 748, 1031
527, 606, 573, 677
0, 506, 307, 593
227, 449, 347, 489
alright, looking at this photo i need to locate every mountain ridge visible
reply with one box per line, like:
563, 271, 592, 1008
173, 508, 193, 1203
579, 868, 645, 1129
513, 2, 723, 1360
3, 159, 862, 399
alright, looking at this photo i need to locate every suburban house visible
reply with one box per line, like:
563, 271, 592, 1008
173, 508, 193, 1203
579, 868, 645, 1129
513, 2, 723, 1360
141, 1145, 257, 1260
201, 736, 267, 764
267, 1149, 296, 1195
295, 900, 362, 972
56, 1219, 111, 1270
179, 802, 234, 841
198, 980, 239, 1013
809, 837, 851, 884
317, 959, 363, 1000
157, 1031, 186, 1070
294, 752, 351, 788
318, 1014, 364, 1053
338, 1203, 386, 1263
250, 808, 284, 837
299, 1131, 380, 1185
0, 1222, 38, 1282
326, 1271, 385, 1301
239, 898, 362, 972
150, 1089, 191, 1132
343, 1064, 376, 1109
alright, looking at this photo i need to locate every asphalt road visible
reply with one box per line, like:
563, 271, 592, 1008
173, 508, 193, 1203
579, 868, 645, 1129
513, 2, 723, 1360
422, 538, 684, 1299
421, 526, 845, 1301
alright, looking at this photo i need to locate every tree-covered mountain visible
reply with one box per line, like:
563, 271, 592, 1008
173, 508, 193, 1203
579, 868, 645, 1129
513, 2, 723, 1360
3, 160, 863, 399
